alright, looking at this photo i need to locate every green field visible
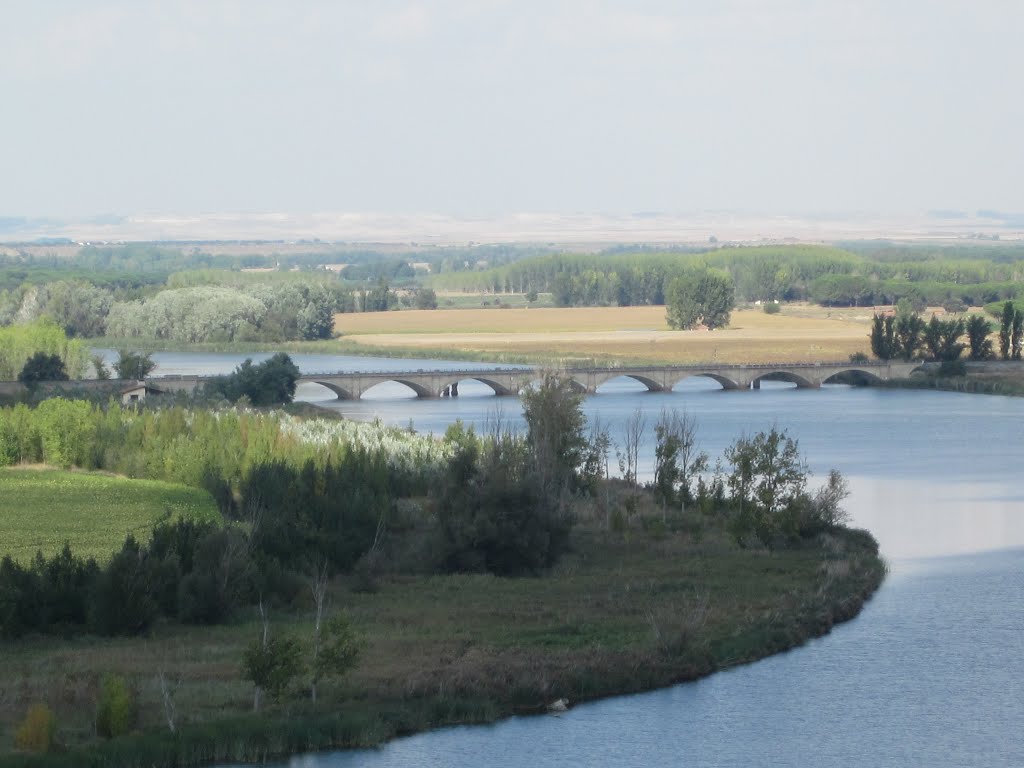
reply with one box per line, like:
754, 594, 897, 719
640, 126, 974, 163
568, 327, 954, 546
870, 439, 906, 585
0, 469, 220, 563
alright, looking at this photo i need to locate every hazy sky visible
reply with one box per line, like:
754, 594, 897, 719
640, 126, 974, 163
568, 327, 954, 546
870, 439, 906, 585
3, 1, 1023, 218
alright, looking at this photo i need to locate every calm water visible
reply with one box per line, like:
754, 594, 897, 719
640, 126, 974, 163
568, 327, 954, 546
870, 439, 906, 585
150, 353, 1024, 767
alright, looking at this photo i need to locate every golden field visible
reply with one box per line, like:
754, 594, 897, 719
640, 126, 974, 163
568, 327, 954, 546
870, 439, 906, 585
334, 304, 877, 365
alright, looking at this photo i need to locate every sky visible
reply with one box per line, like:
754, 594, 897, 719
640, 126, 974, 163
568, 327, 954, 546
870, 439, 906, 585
3, 1, 1023, 219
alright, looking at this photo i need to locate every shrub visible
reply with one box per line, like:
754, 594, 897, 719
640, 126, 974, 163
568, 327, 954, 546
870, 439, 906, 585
96, 674, 135, 738
14, 703, 57, 753
762, 302, 781, 314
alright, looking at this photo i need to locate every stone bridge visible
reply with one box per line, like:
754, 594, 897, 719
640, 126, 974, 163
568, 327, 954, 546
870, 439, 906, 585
291, 360, 922, 400
0, 361, 923, 401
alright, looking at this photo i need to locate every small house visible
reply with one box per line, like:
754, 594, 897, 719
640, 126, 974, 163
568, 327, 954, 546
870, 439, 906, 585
120, 381, 164, 405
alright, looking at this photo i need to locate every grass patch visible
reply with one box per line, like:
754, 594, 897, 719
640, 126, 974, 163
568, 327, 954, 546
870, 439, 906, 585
0, 469, 220, 564
0, 514, 884, 765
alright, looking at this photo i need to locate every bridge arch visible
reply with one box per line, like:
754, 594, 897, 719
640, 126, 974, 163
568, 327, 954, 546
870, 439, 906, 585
436, 376, 518, 397
821, 368, 884, 386
752, 371, 816, 389
306, 380, 356, 400
591, 372, 666, 393
669, 372, 743, 391
370, 378, 435, 399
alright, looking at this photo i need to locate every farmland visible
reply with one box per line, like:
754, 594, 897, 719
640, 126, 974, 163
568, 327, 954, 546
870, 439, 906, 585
0, 469, 220, 564
334, 304, 877, 365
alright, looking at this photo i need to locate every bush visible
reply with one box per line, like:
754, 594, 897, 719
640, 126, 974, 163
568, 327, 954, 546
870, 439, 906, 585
937, 359, 967, 377
14, 703, 57, 753
762, 302, 781, 314
96, 675, 135, 738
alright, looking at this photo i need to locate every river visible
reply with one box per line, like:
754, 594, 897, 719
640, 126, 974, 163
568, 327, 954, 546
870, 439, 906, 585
136, 352, 1024, 767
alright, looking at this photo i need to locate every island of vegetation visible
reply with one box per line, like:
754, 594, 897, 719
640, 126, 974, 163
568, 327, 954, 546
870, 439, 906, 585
0, 361, 884, 767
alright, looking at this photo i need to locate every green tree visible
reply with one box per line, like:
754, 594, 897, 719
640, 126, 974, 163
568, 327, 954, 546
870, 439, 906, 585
312, 613, 361, 701
652, 409, 707, 516
999, 301, 1015, 360
91, 354, 111, 380
665, 268, 735, 330
965, 315, 994, 360
1013, 310, 1024, 361
923, 315, 966, 362
296, 301, 334, 340
204, 353, 300, 406
521, 372, 589, 495
18, 352, 68, 388
95, 674, 135, 738
869, 314, 898, 360
113, 350, 156, 380
724, 428, 808, 547
413, 287, 438, 310
894, 312, 925, 361
242, 633, 304, 712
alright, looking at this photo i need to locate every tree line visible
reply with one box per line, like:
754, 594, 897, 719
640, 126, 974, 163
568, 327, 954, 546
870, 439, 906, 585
429, 244, 1024, 310
869, 301, 1022, 362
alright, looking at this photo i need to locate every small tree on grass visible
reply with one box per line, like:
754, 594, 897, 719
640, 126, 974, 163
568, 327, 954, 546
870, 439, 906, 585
724, 428, 808, 547
243, 632, 303, 712
96, 674, 135, 738
312, 613, 361, 701
652, 409, 707, 517
14, 703, 57, 753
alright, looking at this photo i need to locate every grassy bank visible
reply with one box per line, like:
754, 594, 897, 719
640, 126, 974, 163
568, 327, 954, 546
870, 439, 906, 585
0, 469, 219, 564
883, 363, 1024, 398
0, 501, 885, 766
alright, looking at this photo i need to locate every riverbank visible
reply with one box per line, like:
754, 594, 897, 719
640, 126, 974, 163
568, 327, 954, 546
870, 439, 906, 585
0, 514, 884, 767
885, 360, 1024, 397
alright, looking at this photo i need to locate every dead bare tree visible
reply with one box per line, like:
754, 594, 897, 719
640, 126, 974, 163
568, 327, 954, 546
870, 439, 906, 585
156, 669, 178, 733
309, 559, 330, 703
618, 407, 646, 487
252, 597, 270, 713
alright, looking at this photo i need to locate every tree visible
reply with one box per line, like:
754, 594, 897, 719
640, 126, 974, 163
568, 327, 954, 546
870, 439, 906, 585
204, 353, 300, 407
965, 315, 994, 360
652, 409, 707, 516
999, 301, 1015, 360
18, 353, 68, 388
521, 372, 589, 495
894, 313, 925, 361
923, 315, 966, 362
413, 287, 438, 310
242, 631, 303, 712
312, 613, 361, 700
869, 314, 897, 360
296, 301, 334, 340
1013, 310, 1024, 361
113, 350, 155, 380
724, 428, 808, 547
665, 268, 734, 330
617, 408, 646, 487
91, 354, 111, 380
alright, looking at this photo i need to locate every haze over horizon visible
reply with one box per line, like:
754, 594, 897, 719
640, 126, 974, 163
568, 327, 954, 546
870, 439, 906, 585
4, 2, 1023, 223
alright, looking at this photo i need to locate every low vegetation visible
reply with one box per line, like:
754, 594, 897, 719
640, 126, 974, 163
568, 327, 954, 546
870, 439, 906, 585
0, 381, 885, 765
0, 469, 218, 564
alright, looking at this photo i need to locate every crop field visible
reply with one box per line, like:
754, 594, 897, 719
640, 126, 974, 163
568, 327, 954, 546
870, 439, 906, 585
0, 469, 220, 563
334, 305, 877, 365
